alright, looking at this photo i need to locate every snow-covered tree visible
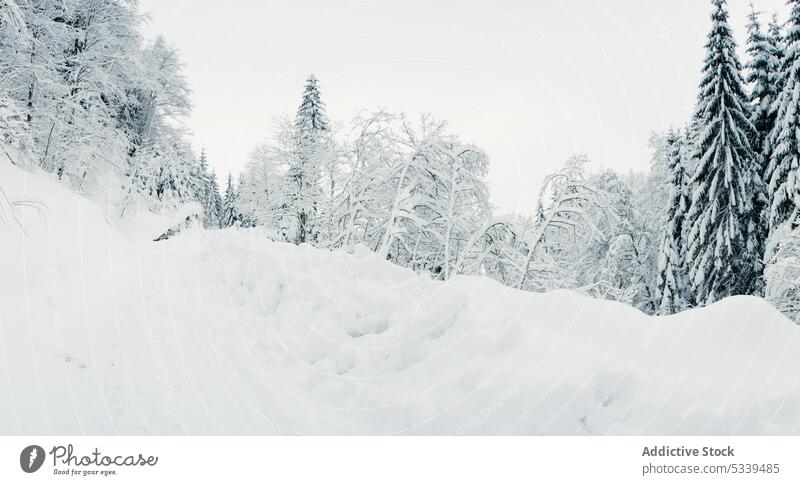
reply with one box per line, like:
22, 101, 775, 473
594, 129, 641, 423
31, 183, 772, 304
1, 0, 199, 215
581, 171, 647, 307
768, 12, 787, 100
0, 95, 33, 166
119, 37, 191, 176
190, 149, 222, 227
328, 110, 400, 249
457, 217, 529, 286
295, 74, 329, 135
516, 155, 611, 291
766, 0, 800, 230
255, 117, 305, 240
764, 224, 800, 324
42, 0, 141, 188
219, 173, 239, 228
655, 129, 691, 314
745, 7, 778, 270
208, 169, 222, 226
747, 6, 778, 157
686, 0, 761, 305
761, 13, 785, 186
288, 74, 332, 244
145, 126, 196, 205
234, 172, 257, 227
373, 115, 491, 277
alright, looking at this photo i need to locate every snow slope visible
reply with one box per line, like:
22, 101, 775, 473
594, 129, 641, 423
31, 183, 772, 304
1, 163, 799, 435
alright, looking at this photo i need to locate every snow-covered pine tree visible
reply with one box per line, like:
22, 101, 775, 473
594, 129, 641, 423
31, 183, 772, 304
208, 169, 222, 226
288, 74, 330, 244
768, 13, 786, 95
193, 149, 221, 227
655, 129, 691, 314
219, 173, 239, 228
686, 0, 760, 305
146, 128, 196, 205
747, 6, 777, 157
761, 13, 785, 188
744, 5, 773, 295
766, 1, 800, 229
294, 74, 330, 134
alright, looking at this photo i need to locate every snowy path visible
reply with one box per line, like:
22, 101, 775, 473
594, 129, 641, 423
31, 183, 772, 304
1, 164, 799, 435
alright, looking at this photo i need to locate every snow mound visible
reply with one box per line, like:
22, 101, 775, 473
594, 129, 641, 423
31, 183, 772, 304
1, 163, 799, 435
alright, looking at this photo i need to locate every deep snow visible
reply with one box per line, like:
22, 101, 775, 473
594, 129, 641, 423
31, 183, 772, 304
1, 162, 799, 435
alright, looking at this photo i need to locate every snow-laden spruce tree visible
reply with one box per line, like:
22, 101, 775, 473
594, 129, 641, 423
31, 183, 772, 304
760, 13, 785, 181
192, 149, 222, 227
747, 6, 778, 157
219, 173, 239, 228
685, 0, 761, 305
747, 7, 780, 254
295, 75, 329, 135
768, 13, 786, 102
766, 1, 800, 229
208, 169, 222, 225
655, 130, 691, 314
289, 74, 332, 244
745, 6, 776, 294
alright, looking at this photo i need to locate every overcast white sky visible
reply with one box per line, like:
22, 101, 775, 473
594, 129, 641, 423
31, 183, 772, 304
137, 0, 790, 214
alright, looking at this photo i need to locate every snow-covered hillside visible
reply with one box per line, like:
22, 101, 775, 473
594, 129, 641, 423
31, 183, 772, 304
1, 162, 799, 435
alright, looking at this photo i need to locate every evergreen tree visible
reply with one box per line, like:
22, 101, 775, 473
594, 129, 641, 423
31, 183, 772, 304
745, 5, 774, 295
220, 173, 239, 228
656, 129, 691, 314
193, 149, 221, 227
746, 6, 776, 156
208, 169, 222, 226
766, 1, 800, 229
288, 74, 330, 244
294, 74, 330, 134
768, 13, 785, 91
762, 13, 786, 171
686, 0, 760, 305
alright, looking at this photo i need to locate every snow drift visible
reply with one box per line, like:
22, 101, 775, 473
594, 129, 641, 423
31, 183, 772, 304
1, 162, 799, 435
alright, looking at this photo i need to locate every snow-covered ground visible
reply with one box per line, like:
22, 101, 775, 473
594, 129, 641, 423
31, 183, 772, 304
1, 162, 799, 435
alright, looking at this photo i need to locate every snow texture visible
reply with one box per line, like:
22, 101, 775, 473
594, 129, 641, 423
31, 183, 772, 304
1, 163, 799, 435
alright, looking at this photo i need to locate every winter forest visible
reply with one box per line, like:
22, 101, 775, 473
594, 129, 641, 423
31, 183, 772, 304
0, 0, 799, 325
